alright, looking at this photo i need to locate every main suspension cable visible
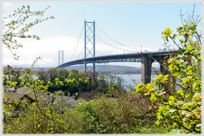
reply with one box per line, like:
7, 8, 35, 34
69, 25, 84, 61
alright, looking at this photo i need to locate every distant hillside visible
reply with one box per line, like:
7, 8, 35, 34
8, 65, 159, 75
66, 65, 140, 74
66, 65, 158, 75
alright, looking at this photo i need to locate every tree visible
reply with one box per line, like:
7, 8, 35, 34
135, 21, 201, 134
48, 68, 58, 83
36, 70, 48, 83
3, 5, 54, 60
98, 74, 105, 86
3, 5, 57, 129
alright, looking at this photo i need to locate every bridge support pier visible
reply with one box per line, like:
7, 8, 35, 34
141, 56, 153, 84
84, 61, 87, 72
93, 63, 95, 72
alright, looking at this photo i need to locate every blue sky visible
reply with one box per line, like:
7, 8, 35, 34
2, 1, 202, 68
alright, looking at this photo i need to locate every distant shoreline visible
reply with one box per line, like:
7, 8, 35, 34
4, 65, 159, 75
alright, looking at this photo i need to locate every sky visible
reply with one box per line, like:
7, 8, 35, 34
2, 1, 202, 68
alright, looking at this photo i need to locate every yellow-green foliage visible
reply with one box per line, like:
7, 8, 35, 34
4, 5, 197, 134
135, 23, 201, 134
4, 95, 174, 134
3, 68, 173, 134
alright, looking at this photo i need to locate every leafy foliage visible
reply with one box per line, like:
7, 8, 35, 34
4, 78, 172, 134
135, 22, 201, 134
3, 4, 200, 134
3, 65, 170, 134
3, 5, 54, 60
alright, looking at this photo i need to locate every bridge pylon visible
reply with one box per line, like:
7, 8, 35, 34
58, 50, 64, 66
84, 20, 95, 72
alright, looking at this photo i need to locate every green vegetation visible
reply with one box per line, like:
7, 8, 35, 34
3, 5, 201, 134
3, 5, 54, 60
4, 66, 125, 96
3, 64, 174, 134
4, 82, 173, 134
135, 18, 201, 134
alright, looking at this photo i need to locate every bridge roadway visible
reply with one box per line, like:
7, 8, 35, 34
57, 50, 177, 84
57, 50, 175, 68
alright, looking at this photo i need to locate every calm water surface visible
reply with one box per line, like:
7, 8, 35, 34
116, 74, 157, 89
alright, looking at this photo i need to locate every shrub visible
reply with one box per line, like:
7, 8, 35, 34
135, 22, 201, 134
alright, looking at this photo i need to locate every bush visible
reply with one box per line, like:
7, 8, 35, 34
4, 90, 173, 134
135, 22, 201, 134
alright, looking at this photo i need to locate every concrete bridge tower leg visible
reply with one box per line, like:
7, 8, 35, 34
141, 56, 153, 84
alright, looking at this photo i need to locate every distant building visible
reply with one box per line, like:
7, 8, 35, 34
72, 92, 102, 101
3, 87, 79, 117
5, 87, 55, 106
53, 96, 78, 108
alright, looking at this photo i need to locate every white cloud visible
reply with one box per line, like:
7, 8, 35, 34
3, 35, 159, 68
3, 57, 31, 66
3, 36, 85, 67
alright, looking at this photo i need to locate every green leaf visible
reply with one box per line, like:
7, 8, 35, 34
169, 100, 175, 105
177, 89, 184, 96
154, 74, 163, 82
146, 83, 152, 89
169, 96, 176, 101
155, 119, 162, 125
185, 93, 191, 98
161, 74, 169, 82
162, 27, 173, 37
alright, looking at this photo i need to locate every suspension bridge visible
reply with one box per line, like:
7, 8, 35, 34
57, 20, 177, 84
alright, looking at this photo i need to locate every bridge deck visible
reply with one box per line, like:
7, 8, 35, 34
57, 50, 177, 68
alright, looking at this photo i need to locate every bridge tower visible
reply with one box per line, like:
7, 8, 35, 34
58, 50, 64, 66
84, 20, 95, 72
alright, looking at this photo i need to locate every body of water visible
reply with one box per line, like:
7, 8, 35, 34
116, 74, 157, 90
